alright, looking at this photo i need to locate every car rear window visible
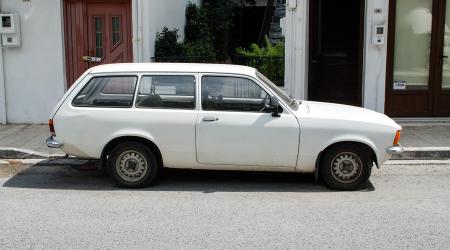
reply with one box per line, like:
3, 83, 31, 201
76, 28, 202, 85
72, 76, 138, 108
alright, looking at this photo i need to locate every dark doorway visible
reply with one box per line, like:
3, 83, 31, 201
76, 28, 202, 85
308, 0, 365, 106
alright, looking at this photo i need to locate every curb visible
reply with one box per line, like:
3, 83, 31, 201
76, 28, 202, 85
389, 147, 450, 160
0, 147, 66, 159
0, 158, 98, 167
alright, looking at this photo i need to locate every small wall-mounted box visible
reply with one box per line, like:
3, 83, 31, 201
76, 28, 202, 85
373, 25, 385, 46
0, 13, 19, 33
0, 13, 21, 47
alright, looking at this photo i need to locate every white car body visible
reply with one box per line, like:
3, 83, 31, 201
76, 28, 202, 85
49, 63, 402, 175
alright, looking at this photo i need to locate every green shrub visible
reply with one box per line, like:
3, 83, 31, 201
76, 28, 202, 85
185, 3, 211, 43
236, 37, 285, 86
184, 40, 216, 58
155, 27, 185, 58
236, 36, 284, 57
155, 1, 239, 62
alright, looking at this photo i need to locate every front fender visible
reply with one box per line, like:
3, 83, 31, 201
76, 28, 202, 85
297, 133, 381, 173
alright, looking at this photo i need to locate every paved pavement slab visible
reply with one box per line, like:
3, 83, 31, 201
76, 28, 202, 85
0, 124, 64, 156
400, 124, 450, 147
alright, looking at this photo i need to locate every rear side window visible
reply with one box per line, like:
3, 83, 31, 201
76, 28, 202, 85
135, 75, 196, 109
72, 76, 137, 108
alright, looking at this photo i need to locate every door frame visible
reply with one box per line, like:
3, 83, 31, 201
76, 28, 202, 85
63, 0, 132, 88
385, 0, 450, 117
307, 0, 366, 107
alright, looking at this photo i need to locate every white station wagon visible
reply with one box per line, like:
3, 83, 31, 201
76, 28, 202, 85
47, 63, 403, 190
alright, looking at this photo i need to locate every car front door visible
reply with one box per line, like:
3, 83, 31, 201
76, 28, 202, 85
196, 74, 300, 168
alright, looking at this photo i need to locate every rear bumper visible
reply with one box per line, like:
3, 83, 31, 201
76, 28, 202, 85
46, 136, 63, 148
386, 144, 403, 155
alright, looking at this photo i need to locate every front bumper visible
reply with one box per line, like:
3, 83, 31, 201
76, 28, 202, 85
386, 144, 403, 155
46, 136, 63, 148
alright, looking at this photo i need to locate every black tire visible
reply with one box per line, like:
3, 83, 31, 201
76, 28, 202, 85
320, 144, 372, 191
107, 141, 158, 188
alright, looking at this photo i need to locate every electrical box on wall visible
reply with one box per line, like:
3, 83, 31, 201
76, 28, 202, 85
0, 13, 21, 47
373, 25, 385, 46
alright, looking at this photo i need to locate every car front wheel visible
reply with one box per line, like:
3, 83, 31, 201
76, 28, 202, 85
108, 142, 158, 188
320, 144, 372, 190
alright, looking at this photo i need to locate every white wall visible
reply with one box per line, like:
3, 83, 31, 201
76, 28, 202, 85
285, 0, 309, 100
362, 0, 389, 113
132, 0, 201, 63
285, 0, 389, 113
0, 0, 65, 123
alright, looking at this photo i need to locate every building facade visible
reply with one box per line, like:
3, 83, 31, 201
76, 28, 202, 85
0, 0, 448, 124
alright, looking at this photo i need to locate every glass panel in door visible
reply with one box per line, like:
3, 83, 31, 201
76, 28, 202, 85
94, 16, 104, 58
442, 0, 450, 89
393, 0, 433, 90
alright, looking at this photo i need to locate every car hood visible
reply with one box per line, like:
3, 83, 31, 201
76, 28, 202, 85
295, 101, 401, 129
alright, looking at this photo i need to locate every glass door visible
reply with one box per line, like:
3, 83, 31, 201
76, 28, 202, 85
392, 0, 433, 91
434, 0, 450, 116
386, 0, 450, 117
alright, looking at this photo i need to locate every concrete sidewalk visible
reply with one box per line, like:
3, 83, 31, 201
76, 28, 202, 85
391, 124, 450, 160
0, 125, 65, 159
0, 123, 449, 160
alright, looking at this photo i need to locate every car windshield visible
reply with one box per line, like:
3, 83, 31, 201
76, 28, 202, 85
256, 71, 299, 111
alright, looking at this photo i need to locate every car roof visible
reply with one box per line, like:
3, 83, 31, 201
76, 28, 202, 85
89, 63, 257, 76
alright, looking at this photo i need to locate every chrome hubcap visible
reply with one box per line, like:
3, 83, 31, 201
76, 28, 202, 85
331, 152, 362, 183
116, 150, 148, 182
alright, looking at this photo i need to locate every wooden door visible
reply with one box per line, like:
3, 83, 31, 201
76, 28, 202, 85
64, 0, 132, 87
308, 0, 365, 107
385, 0, 450, 117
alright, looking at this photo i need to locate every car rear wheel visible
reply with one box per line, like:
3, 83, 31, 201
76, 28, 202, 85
107, 142, 158, 188
320, 144, 372, 191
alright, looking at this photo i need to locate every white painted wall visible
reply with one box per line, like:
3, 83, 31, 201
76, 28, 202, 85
285, 0, 309, 100
132, 0, 201, 63
0, 0, 65, 123
362, 0, 389, 113
285, 0, 389, 114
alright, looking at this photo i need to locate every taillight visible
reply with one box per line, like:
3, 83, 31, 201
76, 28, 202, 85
393, 130, 401, 146
48, 119, 56, 137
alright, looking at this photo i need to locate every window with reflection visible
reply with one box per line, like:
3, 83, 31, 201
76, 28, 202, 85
393, 0, 433, 90
135, 75, 196, 109
201, 76, 269, 112
73, 76, 137, 108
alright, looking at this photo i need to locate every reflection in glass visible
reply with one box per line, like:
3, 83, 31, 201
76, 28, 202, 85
442, 0, 450, 89
94, 17, 104, 58
393, 0, 433, 90
112, 16, 121, 46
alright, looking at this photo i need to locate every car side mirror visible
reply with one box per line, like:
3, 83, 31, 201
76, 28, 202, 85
269, 96, 282, 117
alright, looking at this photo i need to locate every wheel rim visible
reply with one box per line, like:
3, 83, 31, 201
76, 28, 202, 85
330, 152, 363, 184
115, 150, 148, 182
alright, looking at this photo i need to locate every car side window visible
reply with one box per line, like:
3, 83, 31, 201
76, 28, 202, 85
201, 76, 269, 112
72, 76, 137, 108
135, 75, 196, 109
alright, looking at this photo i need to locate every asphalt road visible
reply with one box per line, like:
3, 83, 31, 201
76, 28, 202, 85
0, 161, 449, 250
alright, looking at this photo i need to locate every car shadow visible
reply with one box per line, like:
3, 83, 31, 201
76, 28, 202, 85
2, 163, 375, 193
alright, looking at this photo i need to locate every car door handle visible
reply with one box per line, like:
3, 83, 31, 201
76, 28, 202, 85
202, 116, 219, 122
